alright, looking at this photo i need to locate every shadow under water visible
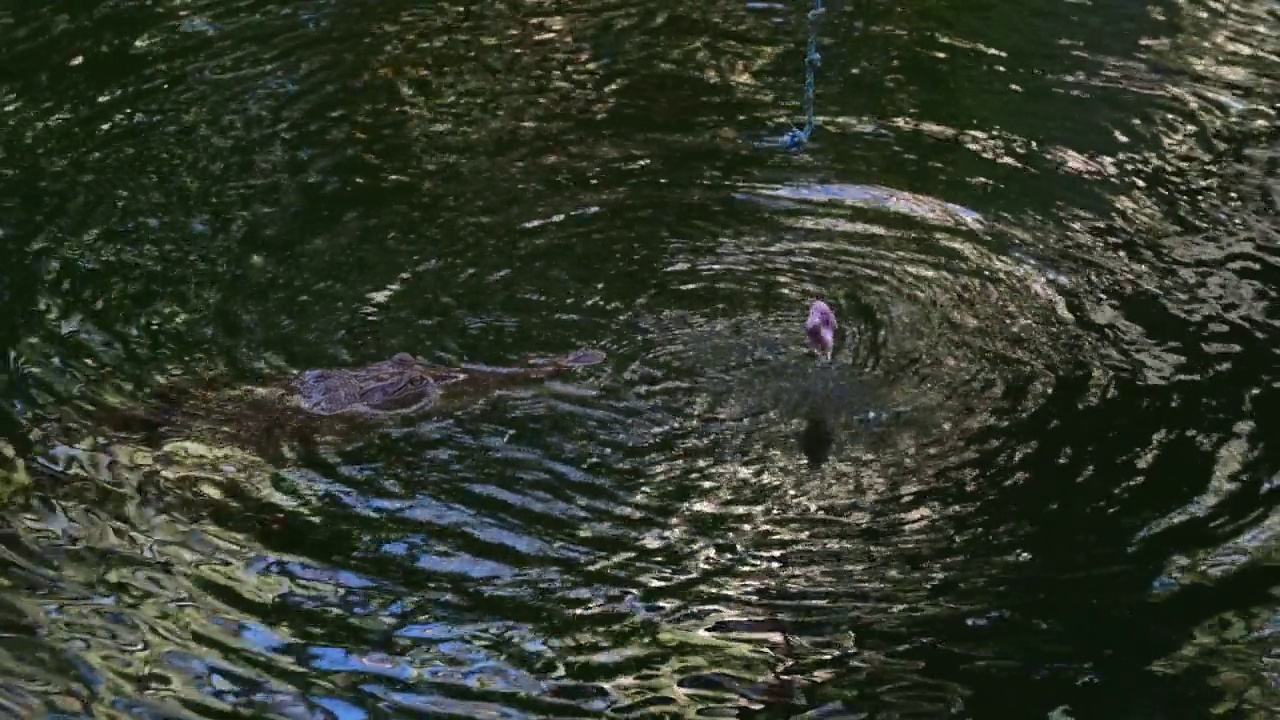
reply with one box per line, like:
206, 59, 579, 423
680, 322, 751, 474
798, 416, 834, 468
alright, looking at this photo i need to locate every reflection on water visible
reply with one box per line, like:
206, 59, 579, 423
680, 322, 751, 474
1, 0, 1278, 718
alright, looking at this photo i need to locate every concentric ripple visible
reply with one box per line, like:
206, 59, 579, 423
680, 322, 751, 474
620, 174, 1091, 471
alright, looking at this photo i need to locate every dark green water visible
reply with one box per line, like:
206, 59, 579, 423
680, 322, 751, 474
1, 0, 1277, 717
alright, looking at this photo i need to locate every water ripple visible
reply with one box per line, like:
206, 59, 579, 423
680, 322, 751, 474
1, 0, 1278, 717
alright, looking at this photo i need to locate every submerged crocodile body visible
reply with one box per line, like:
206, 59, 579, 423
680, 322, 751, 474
288, 348, 606, 417
111, 348, 607, 462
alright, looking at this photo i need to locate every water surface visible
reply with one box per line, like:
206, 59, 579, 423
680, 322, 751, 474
1, 0, 1277, 718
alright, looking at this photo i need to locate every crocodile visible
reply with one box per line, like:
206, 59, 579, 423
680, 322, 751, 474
103, 348, 607, 463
